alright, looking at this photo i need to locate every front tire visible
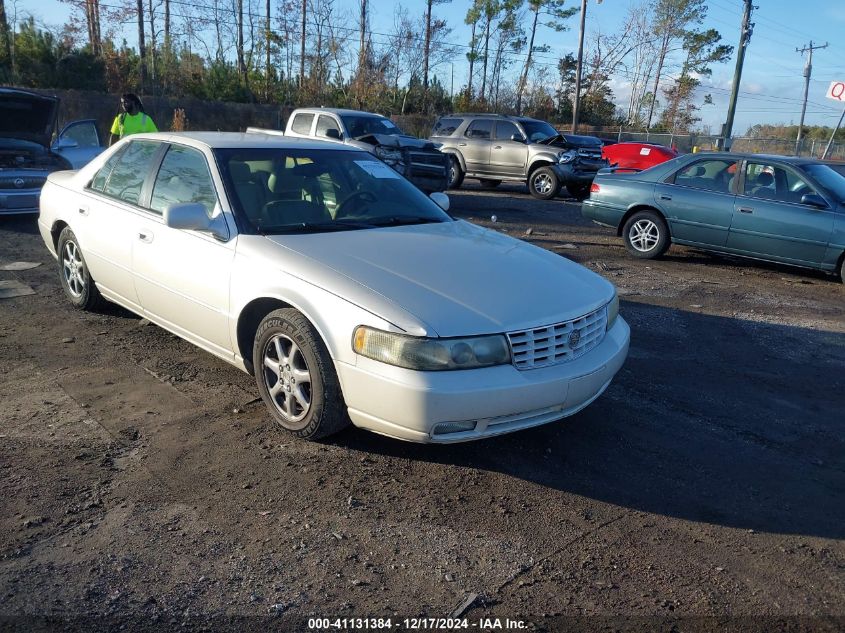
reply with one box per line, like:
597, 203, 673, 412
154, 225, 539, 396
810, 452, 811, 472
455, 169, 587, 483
528, 166, 560, 200
253, 308, 349, 440
447, 156, 465, 189
622, 210, 670, 259
57, 227, 103, 311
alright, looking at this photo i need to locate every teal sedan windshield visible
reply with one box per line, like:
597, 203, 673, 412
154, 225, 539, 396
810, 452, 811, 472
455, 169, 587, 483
802, 164, 845, 202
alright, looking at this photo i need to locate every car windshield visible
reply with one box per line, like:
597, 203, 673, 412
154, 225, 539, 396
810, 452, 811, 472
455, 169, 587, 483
340, 115, 403, 138
520, 120, 559, 142
215, 148, 451, 234
802, 164, 845, 202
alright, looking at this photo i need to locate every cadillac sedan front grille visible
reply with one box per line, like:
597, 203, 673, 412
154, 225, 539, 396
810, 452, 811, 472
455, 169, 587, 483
507, 307, 607, 370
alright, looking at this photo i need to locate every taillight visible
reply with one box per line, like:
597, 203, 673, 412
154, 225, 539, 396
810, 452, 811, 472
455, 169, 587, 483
590, 183, 600, 193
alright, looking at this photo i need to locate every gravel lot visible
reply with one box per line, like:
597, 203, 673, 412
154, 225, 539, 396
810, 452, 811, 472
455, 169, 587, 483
1, 184, 843, 632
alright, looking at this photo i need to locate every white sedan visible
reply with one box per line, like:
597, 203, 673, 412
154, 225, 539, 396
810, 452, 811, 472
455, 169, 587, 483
38, 132, 629, 443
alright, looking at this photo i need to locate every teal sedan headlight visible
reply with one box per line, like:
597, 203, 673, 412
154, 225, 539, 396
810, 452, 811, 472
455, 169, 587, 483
353, 326, 511, 371
606, 292, 619, 330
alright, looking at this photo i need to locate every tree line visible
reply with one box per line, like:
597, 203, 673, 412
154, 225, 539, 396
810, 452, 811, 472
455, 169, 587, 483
0, 0, 739, 133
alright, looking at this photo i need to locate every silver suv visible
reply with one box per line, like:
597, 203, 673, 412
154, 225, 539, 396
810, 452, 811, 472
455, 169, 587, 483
430, 114, 608, 200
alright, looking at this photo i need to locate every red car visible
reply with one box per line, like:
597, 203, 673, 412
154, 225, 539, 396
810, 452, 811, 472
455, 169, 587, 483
602, 142, 679, 171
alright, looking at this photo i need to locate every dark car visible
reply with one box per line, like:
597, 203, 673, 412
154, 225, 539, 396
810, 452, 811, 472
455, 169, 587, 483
430, 113, 608, 200
1, 87, 103, 215
582, 152, 845, 281
602, 142, 679, 171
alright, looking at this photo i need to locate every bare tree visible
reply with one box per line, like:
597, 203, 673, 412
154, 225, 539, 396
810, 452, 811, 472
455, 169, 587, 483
516, 0, 575, 114
422, 0, 451, 111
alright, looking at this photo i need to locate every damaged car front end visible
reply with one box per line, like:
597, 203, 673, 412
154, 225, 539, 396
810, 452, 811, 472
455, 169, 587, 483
1, 88, 103, 215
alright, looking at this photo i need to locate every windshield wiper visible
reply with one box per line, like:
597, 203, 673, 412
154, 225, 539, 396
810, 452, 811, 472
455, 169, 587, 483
258, 220, 376, 234
367, 215, 443, 227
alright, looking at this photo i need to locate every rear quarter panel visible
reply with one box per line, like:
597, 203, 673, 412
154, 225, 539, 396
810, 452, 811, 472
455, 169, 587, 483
582, 175, 658, 228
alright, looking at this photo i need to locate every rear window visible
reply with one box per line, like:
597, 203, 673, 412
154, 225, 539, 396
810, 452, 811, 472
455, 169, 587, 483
290, 113, 314, 135
432, 117, 462, 136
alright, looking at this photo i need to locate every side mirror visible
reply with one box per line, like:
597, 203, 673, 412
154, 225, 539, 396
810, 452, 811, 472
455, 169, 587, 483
165, 203, 229, 240
54, 136, 79, 150
510, 133, 525, 143
801, 193, 827, 208
430, 191, 450, 212
325, 128, 342, 140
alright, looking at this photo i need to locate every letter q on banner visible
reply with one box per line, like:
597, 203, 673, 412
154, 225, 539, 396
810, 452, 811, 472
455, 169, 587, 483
826, 81, 845, 101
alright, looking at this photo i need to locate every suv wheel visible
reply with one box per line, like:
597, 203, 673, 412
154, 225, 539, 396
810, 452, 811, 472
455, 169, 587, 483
622, 210, 670, 259
528, 167, 560, 200
448, 156, 464, 189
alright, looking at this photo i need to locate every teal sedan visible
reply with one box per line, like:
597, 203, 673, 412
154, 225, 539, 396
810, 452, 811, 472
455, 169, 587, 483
582, 153, 845, 282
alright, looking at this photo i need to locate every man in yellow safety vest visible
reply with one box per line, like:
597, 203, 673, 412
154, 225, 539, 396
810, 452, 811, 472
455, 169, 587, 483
109, 93, 157, 146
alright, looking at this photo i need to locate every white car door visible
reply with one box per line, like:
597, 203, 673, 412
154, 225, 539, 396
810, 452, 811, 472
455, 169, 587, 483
132, 143, 236, 359
76, 140, 162, 310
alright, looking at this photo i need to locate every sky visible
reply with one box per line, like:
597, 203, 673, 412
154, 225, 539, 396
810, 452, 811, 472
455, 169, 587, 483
10, 0, 845, 135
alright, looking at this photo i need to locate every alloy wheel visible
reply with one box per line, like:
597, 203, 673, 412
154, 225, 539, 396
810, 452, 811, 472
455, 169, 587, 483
533, 172, 553, 195
629, 219, 660, 252
62, 240, 86, 298
262, 333, 312, 428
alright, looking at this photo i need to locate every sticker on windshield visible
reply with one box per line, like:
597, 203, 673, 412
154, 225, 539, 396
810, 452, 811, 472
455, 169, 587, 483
355, 160, 401, 179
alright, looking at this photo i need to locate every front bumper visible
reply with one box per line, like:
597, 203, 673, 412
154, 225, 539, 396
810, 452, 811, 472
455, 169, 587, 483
556, 159, 610, 187
336, 317, 630, 443
0, 188, 41, 215
405, 151, 450, 193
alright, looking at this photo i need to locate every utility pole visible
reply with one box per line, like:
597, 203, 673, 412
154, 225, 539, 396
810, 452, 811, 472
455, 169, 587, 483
571, 0, 587, 133
795, 41, 828, 155
719, 0, 754, 151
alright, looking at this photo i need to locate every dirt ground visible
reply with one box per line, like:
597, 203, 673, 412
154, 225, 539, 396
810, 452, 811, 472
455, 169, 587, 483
0, 183, 843, 633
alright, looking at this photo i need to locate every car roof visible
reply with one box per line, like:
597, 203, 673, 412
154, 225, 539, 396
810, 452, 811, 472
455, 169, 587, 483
689, 151, 828, 165
127, 131, 365, 151
294, 107, 387, 118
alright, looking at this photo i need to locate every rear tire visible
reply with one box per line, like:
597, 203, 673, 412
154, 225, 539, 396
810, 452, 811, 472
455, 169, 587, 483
528, 166, 560, 200
479, 179, 502, 188
622, 210, 670, 259
57, 227, 104, 311
566, 184, 591, 200
447, 156, 464, 189
838, 254, 845, 284
253, 308, 349, 440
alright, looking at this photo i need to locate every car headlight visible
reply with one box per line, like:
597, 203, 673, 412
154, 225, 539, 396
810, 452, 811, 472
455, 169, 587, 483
558, 150, 576, 164
375, 146, 403, 164
353, 326, 511, 371
606, 292, 619, 330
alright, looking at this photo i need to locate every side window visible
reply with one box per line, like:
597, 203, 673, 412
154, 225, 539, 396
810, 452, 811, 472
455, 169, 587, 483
61, 121, 100, 147
101, 141, 160, 205
432, 117, 462, 136
494, 121, 521, 141
150, 145, 218, 216
744, 162, 816, 203
315, 115, 339, 138
674, 159, 737, 193
465, 119, 493, 139
290, 113, 314, 135
88, 146, 126, 192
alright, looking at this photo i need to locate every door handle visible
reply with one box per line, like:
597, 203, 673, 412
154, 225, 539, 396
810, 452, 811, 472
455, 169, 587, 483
739, 207, 753, 214
494, 145, 502, 149
78, 207, 89, 216
458, 143, 467, 147
659, 195, 672, 201
138, 231, 154, 243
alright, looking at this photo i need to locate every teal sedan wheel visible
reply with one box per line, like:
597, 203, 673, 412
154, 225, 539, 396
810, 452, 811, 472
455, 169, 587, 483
623, 210, 670, 259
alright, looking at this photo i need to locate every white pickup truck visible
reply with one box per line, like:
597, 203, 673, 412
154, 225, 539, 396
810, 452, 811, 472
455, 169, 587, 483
281, 107, 449, 193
